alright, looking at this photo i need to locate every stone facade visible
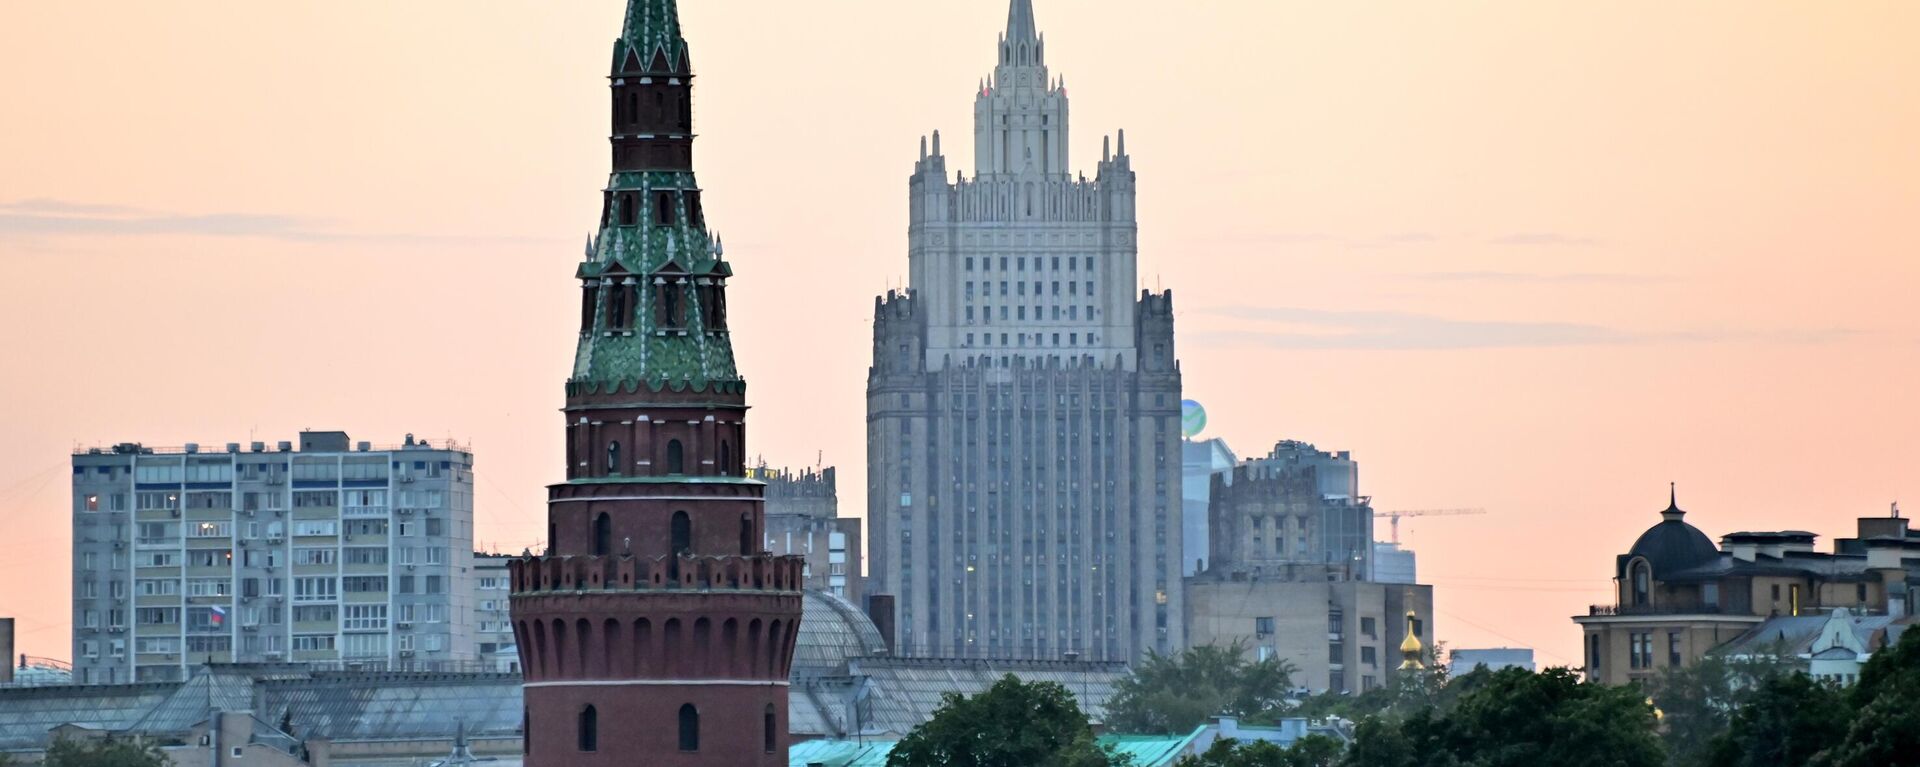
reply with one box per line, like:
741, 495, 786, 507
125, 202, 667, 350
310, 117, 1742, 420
1185, 578, 1433, 694
866, 0, 1184, 664
69, 433, 476, 684
508, 2, 803, 765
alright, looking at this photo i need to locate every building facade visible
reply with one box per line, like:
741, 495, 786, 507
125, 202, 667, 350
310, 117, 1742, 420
1181, 438, 1236, 576
507, 2, 804, 764
1185, 439, 1430, 692
472, 553, 518, 672
1574, 490, 1920, 686
758, 466, 863, 601
70, 432, 475, 684
867, 0, 1184, 663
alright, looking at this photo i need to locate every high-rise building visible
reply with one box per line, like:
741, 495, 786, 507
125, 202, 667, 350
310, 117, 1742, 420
757, 466, 863, 601
867, 0, 1184, 663
508, 2, 804, 764
69, 432, 475, 684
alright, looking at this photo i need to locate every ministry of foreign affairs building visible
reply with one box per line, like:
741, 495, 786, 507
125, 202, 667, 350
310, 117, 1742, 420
867, 0, 1182, 663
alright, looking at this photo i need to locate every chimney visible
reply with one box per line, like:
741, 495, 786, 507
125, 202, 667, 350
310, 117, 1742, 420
865, 594, 897, 655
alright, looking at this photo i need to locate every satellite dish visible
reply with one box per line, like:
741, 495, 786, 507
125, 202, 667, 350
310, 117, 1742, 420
1180, 400, 1207, 439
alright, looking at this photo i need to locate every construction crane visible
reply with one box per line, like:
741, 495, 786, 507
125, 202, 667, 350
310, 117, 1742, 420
1375, 508, 1486, 544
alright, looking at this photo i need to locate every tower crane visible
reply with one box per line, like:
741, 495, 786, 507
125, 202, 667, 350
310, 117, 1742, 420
1375, 508, 1486, 544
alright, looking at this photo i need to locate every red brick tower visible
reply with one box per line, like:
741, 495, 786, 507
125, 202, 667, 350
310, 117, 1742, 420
510, 2, 803, 764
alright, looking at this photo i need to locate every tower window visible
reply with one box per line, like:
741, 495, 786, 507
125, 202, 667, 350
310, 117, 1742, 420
671, 511, 691, 557
666, 439, 685, 475
764, 704, 777, 753
618, 194, 637, 226
678, 703, 700, 751
578, 705, 597, 752
593, 512, 611, 557
687, 192, 703, 227
626, 93, 639, 124
656, 192, 674, 225
606, 441, 621, 474
740, 513, 753, 555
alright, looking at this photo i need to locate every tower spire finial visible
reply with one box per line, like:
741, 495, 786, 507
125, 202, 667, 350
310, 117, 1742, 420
1662, 482, 1685, 521
1006, 0, 1038, 45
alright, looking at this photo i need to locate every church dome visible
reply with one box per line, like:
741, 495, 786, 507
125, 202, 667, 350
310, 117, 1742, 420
791, 590, 887, 679
1624, 490, 1720, 578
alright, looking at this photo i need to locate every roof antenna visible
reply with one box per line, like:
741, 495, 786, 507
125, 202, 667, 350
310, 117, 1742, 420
1894, 501, 1902, 519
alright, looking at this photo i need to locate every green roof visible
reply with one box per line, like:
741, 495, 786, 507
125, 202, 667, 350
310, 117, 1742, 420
785, 727, 1208, 767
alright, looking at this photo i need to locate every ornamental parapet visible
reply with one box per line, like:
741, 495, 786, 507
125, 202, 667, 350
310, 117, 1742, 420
509, 552, 805, 594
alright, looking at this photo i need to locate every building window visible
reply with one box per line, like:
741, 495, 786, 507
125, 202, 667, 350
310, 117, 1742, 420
671, 511, 691, 557
606, 441, 621, 474
618, 193, 636, 226
655, 192, 674, 225
593, 513, 611, 557
1667, 631, 1682, 667
678, 703, 699, 752
1631, 560, 1651, 606
667, 440, 685, 475
1253, 617, 1274, 636
1588, 634, 1602, 671
764, 704, 777, 753
1361, 617, 1377, 638
1630, 632, 1652, 670
579, 705, 598, 752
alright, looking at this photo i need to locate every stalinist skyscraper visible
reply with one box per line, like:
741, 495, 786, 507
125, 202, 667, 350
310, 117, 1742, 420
867, 0, 1183, 663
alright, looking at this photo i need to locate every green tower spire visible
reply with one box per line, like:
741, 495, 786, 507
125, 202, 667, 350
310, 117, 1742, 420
571, 0, 738, 394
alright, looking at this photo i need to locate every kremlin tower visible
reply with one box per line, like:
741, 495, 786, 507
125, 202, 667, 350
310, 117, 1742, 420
510, 1, 803, 764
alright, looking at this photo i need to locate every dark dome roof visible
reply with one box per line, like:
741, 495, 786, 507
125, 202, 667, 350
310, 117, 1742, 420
1625, 494, 1720, 577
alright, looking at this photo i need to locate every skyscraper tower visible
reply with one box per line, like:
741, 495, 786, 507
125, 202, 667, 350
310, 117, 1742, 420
868, 0, 1184, 663
510, 2, 803, 764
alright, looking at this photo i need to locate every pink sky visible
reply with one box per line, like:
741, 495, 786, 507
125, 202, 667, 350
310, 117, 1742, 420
2, 1, 1917, 669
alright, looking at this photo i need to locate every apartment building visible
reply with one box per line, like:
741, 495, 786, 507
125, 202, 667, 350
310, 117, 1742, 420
70, 431, 475, 683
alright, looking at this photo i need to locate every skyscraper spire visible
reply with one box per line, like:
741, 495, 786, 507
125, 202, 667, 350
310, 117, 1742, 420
1006, 0, 1039, 44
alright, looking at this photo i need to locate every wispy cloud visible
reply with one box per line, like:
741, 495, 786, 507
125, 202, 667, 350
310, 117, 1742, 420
0, 198, 563, 246
1409, 271, 1668, 286
1186, 306, 1855, 351
1488, 232, 1603, 247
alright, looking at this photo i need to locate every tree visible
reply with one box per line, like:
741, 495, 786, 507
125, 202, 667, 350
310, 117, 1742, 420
1812, 628, 1920, 767
1105, 642, 1296, 734
1701, 672, 1847, 767
1646, 648, 1793, 767
42, 738, 169, 767
887, 675, 1131, 767
1342, 667, 1664, 767
1175, 734, 1345, 767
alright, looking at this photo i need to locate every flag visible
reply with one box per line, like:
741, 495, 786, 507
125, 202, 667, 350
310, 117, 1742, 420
210, 606, 226, 627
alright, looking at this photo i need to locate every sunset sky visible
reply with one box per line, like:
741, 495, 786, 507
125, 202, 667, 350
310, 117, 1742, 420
2, 1, 1917, 668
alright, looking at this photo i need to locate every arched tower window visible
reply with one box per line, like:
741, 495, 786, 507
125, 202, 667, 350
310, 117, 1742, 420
1630, 560, 1651, 606
579, 283, 596, 333
606, 441, 621, 475
763, 704, 777, 753
678, 704, 699, 752
667, 439, 685, 474
607, 282, 628, 330
578, 705, 598, 752
593, 513, 611, 557
718, 440, 733, 476
740, 513, 753, 555
655, 192, 674, 225
618, 193, 636, 226
671, 511, 691, 557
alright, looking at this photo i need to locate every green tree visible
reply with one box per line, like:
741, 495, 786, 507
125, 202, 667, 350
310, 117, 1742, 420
887, 674, 1130, 767
1701, 672, 1847, 767
1342, 667, 1664, 767
1647, 649, 1793, 767
1175, 734, 1346, 767
1812, 628, 1920, 767
42, 738, 169, 767
1105, 642, 1296, 734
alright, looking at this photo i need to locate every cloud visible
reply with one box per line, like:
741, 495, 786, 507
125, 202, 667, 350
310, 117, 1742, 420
1186, 306, 1855, 351
1409, 271, 1668, 286
1488, 232, 1603, 247
0, 199, 563, 247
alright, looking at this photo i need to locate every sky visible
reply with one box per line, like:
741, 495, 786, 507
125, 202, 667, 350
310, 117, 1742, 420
2, 1, 1917, 669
